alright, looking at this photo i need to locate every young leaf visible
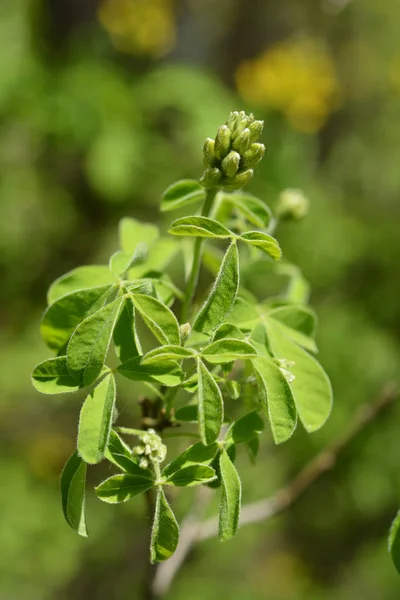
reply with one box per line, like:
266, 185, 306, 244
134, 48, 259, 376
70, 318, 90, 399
41, 284, 113, 351
227, 411, 265, 444
150, 487, 179, 563
161, 179, 205, 212
253, 356, 297, 444
117, 356, 183, 387
219, 449, 241, 541
267, 305, 318, 353
193, 241, 239, 333
77, 373, 116, 464
67, 298, 123, 386
141, 345, 196, 365
169, 216, 233, 239
389, 510, 400, 574
162, 442, 218, 478
119, 217, 159, 254
60, 451, 88, 537
239, 231, 282, 260
104, 430, 138, 472
96, 469, 154, 504
48, 266, 115, 305
165, 464, 216, 487
201, 338, 257, 364
197, 359, 223, 445
220, 192, 272, 228
265, 320, 333, 432
109, 242, 148, 277
130, 293, 180, 346
32, 356, 80, 394
113, 297, 141, 362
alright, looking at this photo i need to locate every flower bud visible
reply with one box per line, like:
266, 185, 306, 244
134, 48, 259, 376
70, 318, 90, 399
248, 120, 264, 143
221, 150, 240, 178
241, 143, 265, 169
226, 111, 239, 130
232, 116, 250, 138
179, 322, 191, 343
199, 167, 222, 188
232, 128, 250, 154
214, 125, 231, 160
275, 189, 309, 220
223, 169, 253, 190
203, 138, 218, 167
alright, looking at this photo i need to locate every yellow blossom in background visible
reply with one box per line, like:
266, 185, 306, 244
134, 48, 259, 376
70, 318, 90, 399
235, 38, 342, 134
98, 0, 175, 57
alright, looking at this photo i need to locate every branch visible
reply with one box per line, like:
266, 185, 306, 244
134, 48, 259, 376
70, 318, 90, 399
152, 382, 398, 597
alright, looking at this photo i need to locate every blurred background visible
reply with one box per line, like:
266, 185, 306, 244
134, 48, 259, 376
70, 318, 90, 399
1, 0, 400, 598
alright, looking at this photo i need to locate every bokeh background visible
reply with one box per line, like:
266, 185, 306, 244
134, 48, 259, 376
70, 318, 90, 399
1, 0, 400, 598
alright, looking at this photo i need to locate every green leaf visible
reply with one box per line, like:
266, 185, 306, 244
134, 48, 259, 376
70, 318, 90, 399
220, 192, 272, 228
60, 451, 88, 537
117, 356, 183, 387
169, 216, 232, 239
202, 338, 257, 364
96, 470, 154, 504
130, 293, 180, 346
389, 510, 400, 574
113, 297, 141, 362
212, 323, 245, 341
165, 464, 216, 487
104, 430, 139, 472
267, 305, 318, 353
197, 359, 223, 445
32, 356, 80, 394
265, 321, 333, 432
227, 411, 265, 444
141, 345, 196, 365
193, 241, 239, 333
109, 242, 148, 277
162, 442, 218, 477
174, 405, 198, 422
226, 297, 259, 331
119, 217, 159, 254
41, 285, 113, 351
161, 179, 205, 212
253, 356, 297, 444
219, 449, 241, 541
48, 266, 115, 305
67, 298, 123, 386
239, 231, 282, 260
77, 373, 116, 464
150, 487, 179, 563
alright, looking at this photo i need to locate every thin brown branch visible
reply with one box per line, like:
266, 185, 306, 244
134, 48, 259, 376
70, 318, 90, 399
153, 382, 398, 597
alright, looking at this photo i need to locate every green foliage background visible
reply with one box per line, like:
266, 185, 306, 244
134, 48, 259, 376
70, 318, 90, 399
1, 0, 400, 597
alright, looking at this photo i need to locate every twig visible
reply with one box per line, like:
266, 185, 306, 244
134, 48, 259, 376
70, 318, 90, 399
153, 382, 398, 596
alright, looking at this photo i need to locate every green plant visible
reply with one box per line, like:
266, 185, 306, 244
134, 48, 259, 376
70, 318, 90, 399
32, 111, 332, 563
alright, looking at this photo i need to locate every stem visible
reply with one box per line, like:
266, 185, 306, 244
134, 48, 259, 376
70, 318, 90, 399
180, 187, 218, 323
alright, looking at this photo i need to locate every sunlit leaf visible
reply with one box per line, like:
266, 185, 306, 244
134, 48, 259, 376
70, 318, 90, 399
169, 216, 232, 239
32, 356, 80, 394
104, 430, 139, 472
202, 338, 256, 364
219, 449, 241, 541
239, 231, 282, 260
162, 442, 218, 477
150, 487, 179, 563
130, 293, 180, 346
194, 241, 239, 333
117, 356, 183, 387
197, 359, 223, 444
119, 217, 159, 254
165, 464, 216, 487
109, 242, 148, 277
113, 297, 142, 362
141, 345, 196, 365
220, 192, 272, 228
96, 469, 154, 504
48, 266, 115, 305
267, 304, 318, 353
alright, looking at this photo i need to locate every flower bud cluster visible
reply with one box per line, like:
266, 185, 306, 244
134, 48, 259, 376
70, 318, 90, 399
200, 111, 265, 191
133, 428, 167, 469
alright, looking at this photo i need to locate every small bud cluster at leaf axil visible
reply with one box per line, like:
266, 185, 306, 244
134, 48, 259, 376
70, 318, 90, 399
275, 188, 309, 220
133, 429, 167, 469
200, 111, 265, 190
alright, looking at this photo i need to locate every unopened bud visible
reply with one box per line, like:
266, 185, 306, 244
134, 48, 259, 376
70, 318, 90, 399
276, 189, 309, 220
214, 125, 231, 160
179, 322, 191, 343
241, 143, 265, 169
248, 120, 264, 143
199, 167, 222, 188
232, 116, 250, 138
226, 111, 239, 130
223, 168, 253, 190
203, 138, 218, 167
221, 150, 240, 178
232, 128, 250, 154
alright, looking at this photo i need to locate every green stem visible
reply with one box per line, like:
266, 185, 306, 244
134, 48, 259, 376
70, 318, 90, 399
180, 187, 218, 323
